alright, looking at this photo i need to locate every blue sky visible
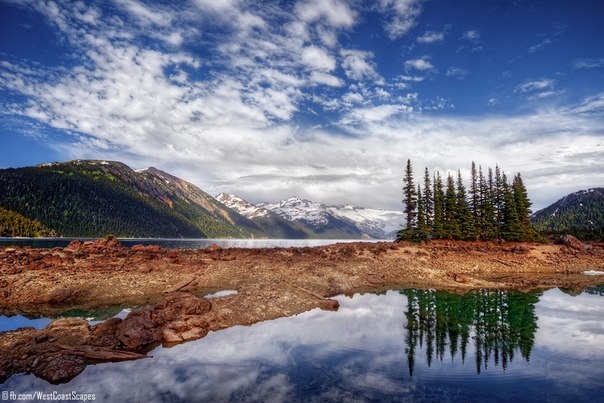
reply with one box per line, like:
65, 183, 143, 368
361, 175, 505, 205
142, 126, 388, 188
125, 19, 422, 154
1, 0, 603, 210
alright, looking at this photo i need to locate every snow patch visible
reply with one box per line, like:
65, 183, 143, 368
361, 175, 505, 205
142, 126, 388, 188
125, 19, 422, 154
583, 270, 604, 276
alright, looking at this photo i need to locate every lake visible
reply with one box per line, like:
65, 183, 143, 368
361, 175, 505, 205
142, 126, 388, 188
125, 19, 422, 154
1, 287, 603, 402
0, 237, 375, 249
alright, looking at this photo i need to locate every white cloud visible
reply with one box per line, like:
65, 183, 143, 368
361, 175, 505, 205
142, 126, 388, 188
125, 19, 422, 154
446, 66, 468, 80
377, 0, 423, 39
309, 71, 344, 87
341, 49, 381, 82
2, 1, 604, 212
417, 30, 444, 43
404, 57, 435, 72
295, 0, 356, 28
116, 0, 172, 27
528, 38, 554, 54
572, 58, 604, 70
301, 45, 336, 71
515, 79, 554, 93
461, 29, 480, 42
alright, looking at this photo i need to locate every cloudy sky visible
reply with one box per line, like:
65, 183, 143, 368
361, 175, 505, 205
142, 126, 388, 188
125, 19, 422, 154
1, 0, 603, 210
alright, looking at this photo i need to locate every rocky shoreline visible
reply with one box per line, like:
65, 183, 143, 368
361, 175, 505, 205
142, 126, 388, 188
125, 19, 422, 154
1, 237, 603, 384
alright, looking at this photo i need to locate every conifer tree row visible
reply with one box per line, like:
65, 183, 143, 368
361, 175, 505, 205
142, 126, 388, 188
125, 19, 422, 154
398, 160, 538, 242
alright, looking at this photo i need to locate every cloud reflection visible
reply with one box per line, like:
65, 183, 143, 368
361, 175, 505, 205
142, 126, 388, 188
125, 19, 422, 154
3, 289, 603, 402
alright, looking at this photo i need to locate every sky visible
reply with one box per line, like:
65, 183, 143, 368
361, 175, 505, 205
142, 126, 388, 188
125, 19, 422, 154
1, 0, 603, 211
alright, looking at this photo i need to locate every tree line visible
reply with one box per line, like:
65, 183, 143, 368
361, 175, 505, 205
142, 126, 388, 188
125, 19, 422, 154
398, 160, 539, 242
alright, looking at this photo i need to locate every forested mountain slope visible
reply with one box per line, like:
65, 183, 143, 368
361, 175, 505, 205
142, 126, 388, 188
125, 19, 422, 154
0, 160, 265, 238
531, 188, 604, 240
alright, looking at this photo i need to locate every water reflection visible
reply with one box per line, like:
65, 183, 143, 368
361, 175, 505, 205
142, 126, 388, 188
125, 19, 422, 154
402, 289, 539, 375
2, 288, 603, 402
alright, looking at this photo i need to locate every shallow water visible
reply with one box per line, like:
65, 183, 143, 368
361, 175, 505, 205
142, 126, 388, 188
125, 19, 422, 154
2, 287, 603, 402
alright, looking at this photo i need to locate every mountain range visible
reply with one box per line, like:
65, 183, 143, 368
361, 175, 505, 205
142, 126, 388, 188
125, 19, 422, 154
217, 193, 403, 239
1, 159, 600, 240
0, 160, 402, 239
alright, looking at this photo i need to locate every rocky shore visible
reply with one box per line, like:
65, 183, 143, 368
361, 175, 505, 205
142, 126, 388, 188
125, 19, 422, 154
1, 237, 603, 384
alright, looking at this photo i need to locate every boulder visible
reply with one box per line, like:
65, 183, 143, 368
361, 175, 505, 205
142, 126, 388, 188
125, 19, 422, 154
35, 354, 86, 385
555, 234, 584, 251
116, 310, 158, 349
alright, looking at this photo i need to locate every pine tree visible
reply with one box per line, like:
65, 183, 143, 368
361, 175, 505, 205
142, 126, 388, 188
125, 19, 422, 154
502, 174, 522, 241
480, 166, 497, 240
399, 159, 418, 241
470, 162, 480, 228
423, 167, 433, 229
456, 170, 477, 240
416, 184, 430, 241
444, 174, 461, 239
494, 165, 504, 233
512, 173, 537, 241
432, 172, 446, 239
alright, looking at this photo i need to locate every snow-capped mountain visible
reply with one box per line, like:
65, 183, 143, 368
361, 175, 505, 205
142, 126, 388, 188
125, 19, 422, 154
219, 194, 403, 239
325, 205, 403, 239
216, 193, 271, 219
259, 197, 331, 226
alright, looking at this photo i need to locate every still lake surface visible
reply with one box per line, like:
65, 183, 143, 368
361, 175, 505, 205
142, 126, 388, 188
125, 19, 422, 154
0, 237, 377, 249
2, 287, 603, 402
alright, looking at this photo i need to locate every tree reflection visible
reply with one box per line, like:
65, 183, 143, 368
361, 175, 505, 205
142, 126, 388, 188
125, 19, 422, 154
402, 289, 541, 375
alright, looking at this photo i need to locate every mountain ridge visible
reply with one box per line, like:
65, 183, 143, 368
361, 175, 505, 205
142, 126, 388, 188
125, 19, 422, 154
530, 187, 604, 240
220, 193, 403, 239
0, 160, 265, 238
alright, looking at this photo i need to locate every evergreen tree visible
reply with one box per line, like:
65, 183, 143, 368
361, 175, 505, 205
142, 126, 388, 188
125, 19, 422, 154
480, 167, 497, 240
444, 174, 461, 239
423, 167, 433, 229
456, 170, 477, 240
512, 173, 537, 241
432, 172, 446, 239
494, 165, 505, 232
470, 162, 480, 227
502, 174, 523, 241
416, 184, 430, 241
399, 159, 418, 241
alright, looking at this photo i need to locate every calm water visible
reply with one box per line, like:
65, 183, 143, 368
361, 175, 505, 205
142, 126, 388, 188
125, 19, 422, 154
2, 287, 603, 402
0, 238, 374, 249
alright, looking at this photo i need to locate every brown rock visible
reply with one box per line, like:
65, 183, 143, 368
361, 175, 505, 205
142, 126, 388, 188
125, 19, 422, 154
35, 354, 86, 385
47, 288, 74, 304
66, 240, 82, 251
205, 243, 222, 252
116, 310, 158, 349
513, 244, 531, 254
556, 235, 584, 251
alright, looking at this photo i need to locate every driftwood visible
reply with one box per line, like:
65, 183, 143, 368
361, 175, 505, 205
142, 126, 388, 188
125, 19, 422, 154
163, 277, 196, 293
294, 285, 326, 300
494, 259, 512, 267
56, 344, 149, 361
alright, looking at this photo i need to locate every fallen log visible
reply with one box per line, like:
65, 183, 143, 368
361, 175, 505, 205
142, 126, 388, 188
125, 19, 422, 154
163, 277, 196, 293
56, 344, 149, 361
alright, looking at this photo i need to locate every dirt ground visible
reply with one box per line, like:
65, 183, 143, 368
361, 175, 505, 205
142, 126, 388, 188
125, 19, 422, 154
1, 238, 603, 383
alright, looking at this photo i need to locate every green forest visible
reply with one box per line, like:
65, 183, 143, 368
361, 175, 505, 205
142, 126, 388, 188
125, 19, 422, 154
398, 160, 539, 242
0, 207, 55, 237
0, 161, 268, 238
